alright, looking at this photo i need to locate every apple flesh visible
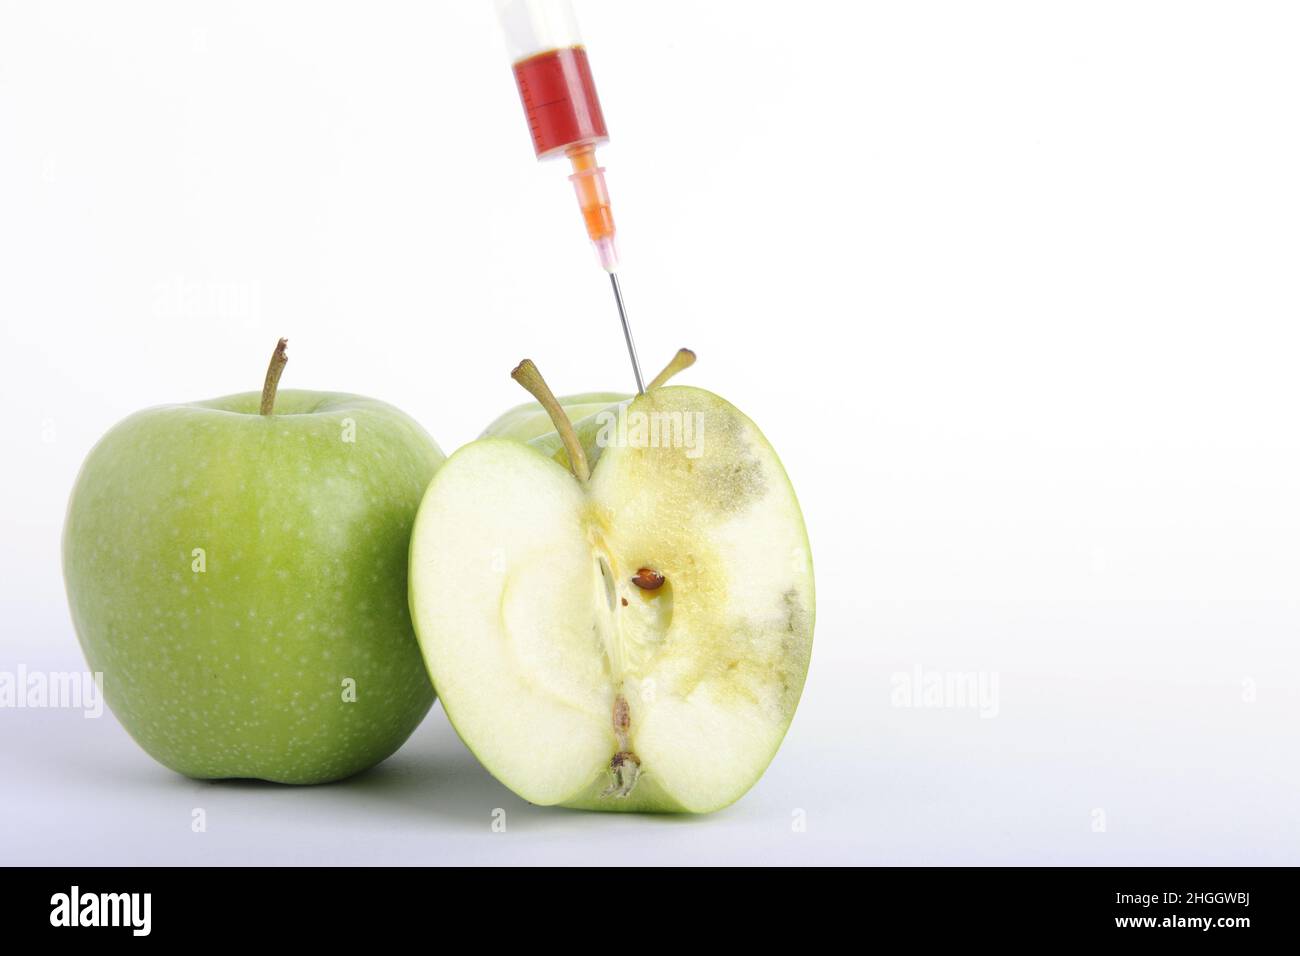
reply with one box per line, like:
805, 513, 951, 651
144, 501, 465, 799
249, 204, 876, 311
64, 358, 444, 784
409, 360, 814, 812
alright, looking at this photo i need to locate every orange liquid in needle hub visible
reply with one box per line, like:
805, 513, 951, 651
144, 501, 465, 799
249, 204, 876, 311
567, 144, 614, 246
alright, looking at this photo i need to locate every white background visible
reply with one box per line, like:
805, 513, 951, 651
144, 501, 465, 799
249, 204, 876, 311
2, 0, 1298, 864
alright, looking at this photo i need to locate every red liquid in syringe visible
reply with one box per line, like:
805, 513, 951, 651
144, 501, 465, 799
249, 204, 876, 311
512, 46, 608, 158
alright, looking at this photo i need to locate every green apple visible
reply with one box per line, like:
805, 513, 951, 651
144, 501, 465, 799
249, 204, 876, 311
63, 340, 444, 784
408, 351, 814, 812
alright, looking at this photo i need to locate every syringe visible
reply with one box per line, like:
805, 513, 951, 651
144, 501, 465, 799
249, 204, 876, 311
496, 0, 646, 393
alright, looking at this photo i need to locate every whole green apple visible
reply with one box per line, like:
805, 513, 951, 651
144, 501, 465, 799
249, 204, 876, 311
409, 350, 814, 812
63, 340, 444, 784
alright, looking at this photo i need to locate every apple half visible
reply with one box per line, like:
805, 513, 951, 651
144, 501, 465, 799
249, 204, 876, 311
409, 353, 814, 812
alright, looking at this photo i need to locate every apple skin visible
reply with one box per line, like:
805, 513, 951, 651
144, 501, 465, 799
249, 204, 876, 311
480, 391, 628, 443
63, 389, 444, 784
482, 391, 631, 475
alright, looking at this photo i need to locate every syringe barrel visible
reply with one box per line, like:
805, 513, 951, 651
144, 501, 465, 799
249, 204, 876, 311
497, 0, 609, 159
496, 0, 620, 271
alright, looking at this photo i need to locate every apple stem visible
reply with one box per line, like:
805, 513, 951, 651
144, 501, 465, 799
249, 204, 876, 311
646, 348, 696, 390
259, 338, 289, 416
511, 359, 590, 482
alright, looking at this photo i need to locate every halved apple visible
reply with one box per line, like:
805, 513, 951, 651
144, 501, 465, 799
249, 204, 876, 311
408, 353, 814, 812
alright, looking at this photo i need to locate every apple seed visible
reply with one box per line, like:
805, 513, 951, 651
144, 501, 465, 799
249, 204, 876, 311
632, 568, 665, 590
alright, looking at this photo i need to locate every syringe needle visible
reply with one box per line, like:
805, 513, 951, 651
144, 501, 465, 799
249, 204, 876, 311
609, 272, 645, 395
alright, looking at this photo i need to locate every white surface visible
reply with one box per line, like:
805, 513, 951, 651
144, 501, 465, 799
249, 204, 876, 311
2, 0, 1298, 865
